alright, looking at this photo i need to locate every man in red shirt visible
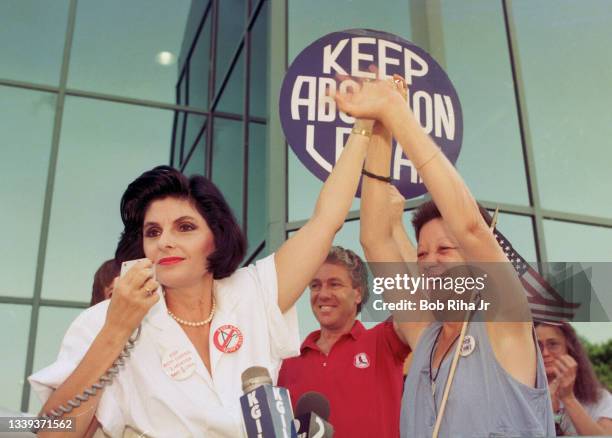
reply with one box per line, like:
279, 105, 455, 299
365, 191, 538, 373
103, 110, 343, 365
278, 246, 410, 438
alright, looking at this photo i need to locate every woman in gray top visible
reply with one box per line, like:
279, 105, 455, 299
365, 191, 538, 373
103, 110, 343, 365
340, 73, 555, 437
536, 322, 612, 435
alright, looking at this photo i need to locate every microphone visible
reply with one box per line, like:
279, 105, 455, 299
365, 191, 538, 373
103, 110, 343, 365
240, 366, 297, 438
293, 392, 334, 438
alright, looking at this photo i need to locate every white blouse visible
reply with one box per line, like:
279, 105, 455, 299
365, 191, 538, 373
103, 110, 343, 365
29, 254, 300, 437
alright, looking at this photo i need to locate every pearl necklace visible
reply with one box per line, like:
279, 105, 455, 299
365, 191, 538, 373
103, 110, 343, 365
167, 297, 216, 327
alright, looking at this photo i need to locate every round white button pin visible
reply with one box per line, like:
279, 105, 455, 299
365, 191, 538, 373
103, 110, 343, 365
460, 335, 476, 357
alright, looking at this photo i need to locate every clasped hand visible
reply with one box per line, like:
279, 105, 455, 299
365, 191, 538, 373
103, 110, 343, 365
105, 259, 160, 336
333, 69, 408, 124
549, 354, 578, 402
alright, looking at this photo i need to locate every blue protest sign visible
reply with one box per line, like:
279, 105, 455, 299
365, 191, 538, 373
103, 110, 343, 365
279, 29, 463, 199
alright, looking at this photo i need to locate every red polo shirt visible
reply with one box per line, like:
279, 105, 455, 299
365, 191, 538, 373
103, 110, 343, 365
278, 321, 410, 438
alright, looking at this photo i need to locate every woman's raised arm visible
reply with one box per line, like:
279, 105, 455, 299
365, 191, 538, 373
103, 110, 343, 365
335, 75, 535, 384
275, 118, 371, 313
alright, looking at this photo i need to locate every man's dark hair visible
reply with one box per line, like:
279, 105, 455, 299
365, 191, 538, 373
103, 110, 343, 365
115, 165, 245, 279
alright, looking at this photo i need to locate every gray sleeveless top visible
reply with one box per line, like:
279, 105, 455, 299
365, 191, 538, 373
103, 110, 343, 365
400, 321, 555, 437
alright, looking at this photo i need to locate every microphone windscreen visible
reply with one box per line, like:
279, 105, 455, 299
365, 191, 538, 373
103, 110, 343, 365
295, 391, 330, 421
241, 366, 272, 393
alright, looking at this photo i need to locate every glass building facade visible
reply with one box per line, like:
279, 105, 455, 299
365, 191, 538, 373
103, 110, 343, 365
171, 0, 269, 261
1, 0, 611, 415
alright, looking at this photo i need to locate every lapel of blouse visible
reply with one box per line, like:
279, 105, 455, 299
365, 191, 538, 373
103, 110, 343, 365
208, 279, 242, 377
145, 288, 215, 389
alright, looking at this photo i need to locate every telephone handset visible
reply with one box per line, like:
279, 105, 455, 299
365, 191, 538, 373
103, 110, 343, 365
35, 259, 152, 431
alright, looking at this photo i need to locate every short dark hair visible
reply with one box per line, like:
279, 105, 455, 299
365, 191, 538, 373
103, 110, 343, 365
115, 165, 246, 279
90, 259, 120, 306
325, 246, 369, 314
411, 200, 493, 242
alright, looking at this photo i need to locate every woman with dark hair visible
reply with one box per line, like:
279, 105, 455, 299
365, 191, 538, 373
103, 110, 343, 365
536, 322, 612, 435
29, 114, 371, 438
90, 259, 120, 306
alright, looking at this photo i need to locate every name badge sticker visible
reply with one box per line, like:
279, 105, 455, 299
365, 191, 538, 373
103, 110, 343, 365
161, 348, 196, 380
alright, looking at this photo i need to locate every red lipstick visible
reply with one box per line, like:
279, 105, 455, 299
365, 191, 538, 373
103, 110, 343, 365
158, 257, 184, 266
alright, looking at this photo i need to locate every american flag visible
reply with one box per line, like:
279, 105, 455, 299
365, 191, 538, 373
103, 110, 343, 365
494, 230, 580, 323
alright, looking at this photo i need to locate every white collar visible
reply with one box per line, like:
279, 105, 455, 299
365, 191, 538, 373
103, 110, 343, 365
143, 278, 243, 379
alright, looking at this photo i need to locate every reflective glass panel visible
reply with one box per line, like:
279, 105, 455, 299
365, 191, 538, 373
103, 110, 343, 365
188, 13, 212, 109
212, 118, 244, 227
0, 0, 69, 86
173, 111, 185, 167
247, 123, 267, 254
28, 306, 83, 414
249, 0, 269, 119
441, 0, 529, 205
217, 49, 245, 115
512, 0, 612, 217
183, 131, 207, 177
0, 87, 55, 298
184, 113, 207, 155
496, 212, 537, 262
41, 97, 172, 301
544, 220, 612, 262
68, 0, 191, 103
178, 73, 188, 106
288, 0, 411, 61
173, 78, 188, 166
178, 0, 211, 73
215, 0, 246, 98
0, 304, 31, 412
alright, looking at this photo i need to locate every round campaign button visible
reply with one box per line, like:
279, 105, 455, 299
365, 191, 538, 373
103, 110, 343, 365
213, 324, 244, 353
460, 335, 476, 357
161, 348, 196, 380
